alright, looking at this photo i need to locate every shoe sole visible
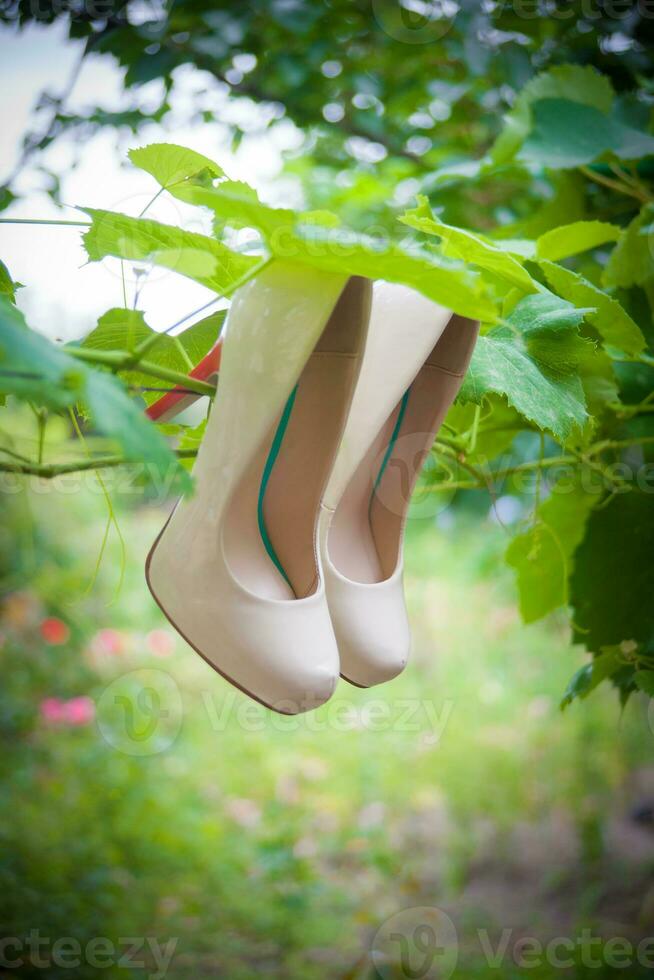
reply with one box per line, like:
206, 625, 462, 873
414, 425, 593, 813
145, 515, 302, 717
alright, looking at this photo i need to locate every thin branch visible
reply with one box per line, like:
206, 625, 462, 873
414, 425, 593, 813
0, 449, 198, 478
64, 346, 216, 397
0, 218, 90, 226
579, 165, 651, 204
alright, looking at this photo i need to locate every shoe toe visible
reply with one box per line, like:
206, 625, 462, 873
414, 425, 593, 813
325, 569, 410, 689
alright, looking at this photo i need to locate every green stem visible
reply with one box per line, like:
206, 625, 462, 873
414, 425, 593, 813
37, 410, 47, 465
133, 256, 271, 360
579, 166, 651, 204
588, 435, 654, 454
0, 218, 90, 226
138, 186, 165, 218
0, 446, 31, 463
64, 346, 216, 397
0, 449, 198, 478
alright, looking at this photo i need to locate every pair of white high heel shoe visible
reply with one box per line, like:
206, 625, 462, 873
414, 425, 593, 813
146, 263, 478, 714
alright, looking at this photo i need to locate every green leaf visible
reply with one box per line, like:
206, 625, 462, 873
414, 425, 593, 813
520, 99, 610, 169
81, 307, 223, 405
536, 221, 621, 262
571, 491, 654, 656
80, 208, 258, 295
129, 142, 225, 188
0, 186, 17, 213
541, 259, 646, 356
169, 179, 496, 321
0, 260, 22, 303
576, 347, 620, 418
520, 99, 654, 169
156, 169, 294, 237
0, 296, 187, 489
0, 295, 86, 410
400, 196, 538, 293
503, 172, 585, 240
602, 206, 654, 289
613, 124, 654, 161
560, 664, 594, 709
491, 65, 614, 165
503, 291, 593, 335
283, 227, 496, 322
445, 395, 522, 465
634, 670, 654, 697
560, 646, 623, 709
154, 163, 493, 318
83, 370, 189, 490
177, 418, 207, 470
506, 481, 595, 623
458, 331, 588, 442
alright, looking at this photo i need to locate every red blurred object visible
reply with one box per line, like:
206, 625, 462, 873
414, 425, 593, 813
40, 617, 70, 646
146, 339, 222, 422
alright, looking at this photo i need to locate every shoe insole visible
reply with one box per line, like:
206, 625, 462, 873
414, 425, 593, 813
222, 277, 369, 601
328, 314, 479, 584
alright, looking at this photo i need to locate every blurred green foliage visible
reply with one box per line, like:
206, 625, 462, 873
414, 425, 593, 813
2, 479, 654, 978
1, 9, 654, 973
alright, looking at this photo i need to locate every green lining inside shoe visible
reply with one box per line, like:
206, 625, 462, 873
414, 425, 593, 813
369, 386, 411, 513
258, 385, 298, 591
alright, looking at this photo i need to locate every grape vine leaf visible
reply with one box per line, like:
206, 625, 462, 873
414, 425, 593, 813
502, 291, 593, 334
570, 491, 654, 656
560, 646, 624, 709
520, 99, 654, 169
540, 259, 646, 356
602, 205, 654, 289
134, 145, 496, 321
506, 481, 595, 623
458, 334, 588, 442
80, 208, 258, 294
129, 143, 225, 188
81, 307, 223, 405
491, 65, 614, 165
177, 418, 207, 470
634, 670, 654, 697
0, 296, 187, 488
459, 293, 590, 441
505, 172, 585, 240
0, 260, 22, 303
83, 370, 190, 491
194, 196, 496, 320
0, 294, 86, 410
536, 220, 621, 262
400, 195, 539, 293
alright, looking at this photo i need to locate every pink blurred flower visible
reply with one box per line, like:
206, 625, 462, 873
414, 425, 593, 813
90, 628, 125, 656
39, 695, 95, 726
40, 617, 70, 646
65, 696, 95, 725
146, 629, 175, 657
40, 697, 66, 723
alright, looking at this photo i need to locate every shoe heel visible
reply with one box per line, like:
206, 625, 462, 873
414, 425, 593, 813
145, 339, 222, 422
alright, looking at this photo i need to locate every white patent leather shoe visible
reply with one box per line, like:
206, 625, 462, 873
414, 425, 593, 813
319, 282, 479, 688
147, 263, 372, 714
